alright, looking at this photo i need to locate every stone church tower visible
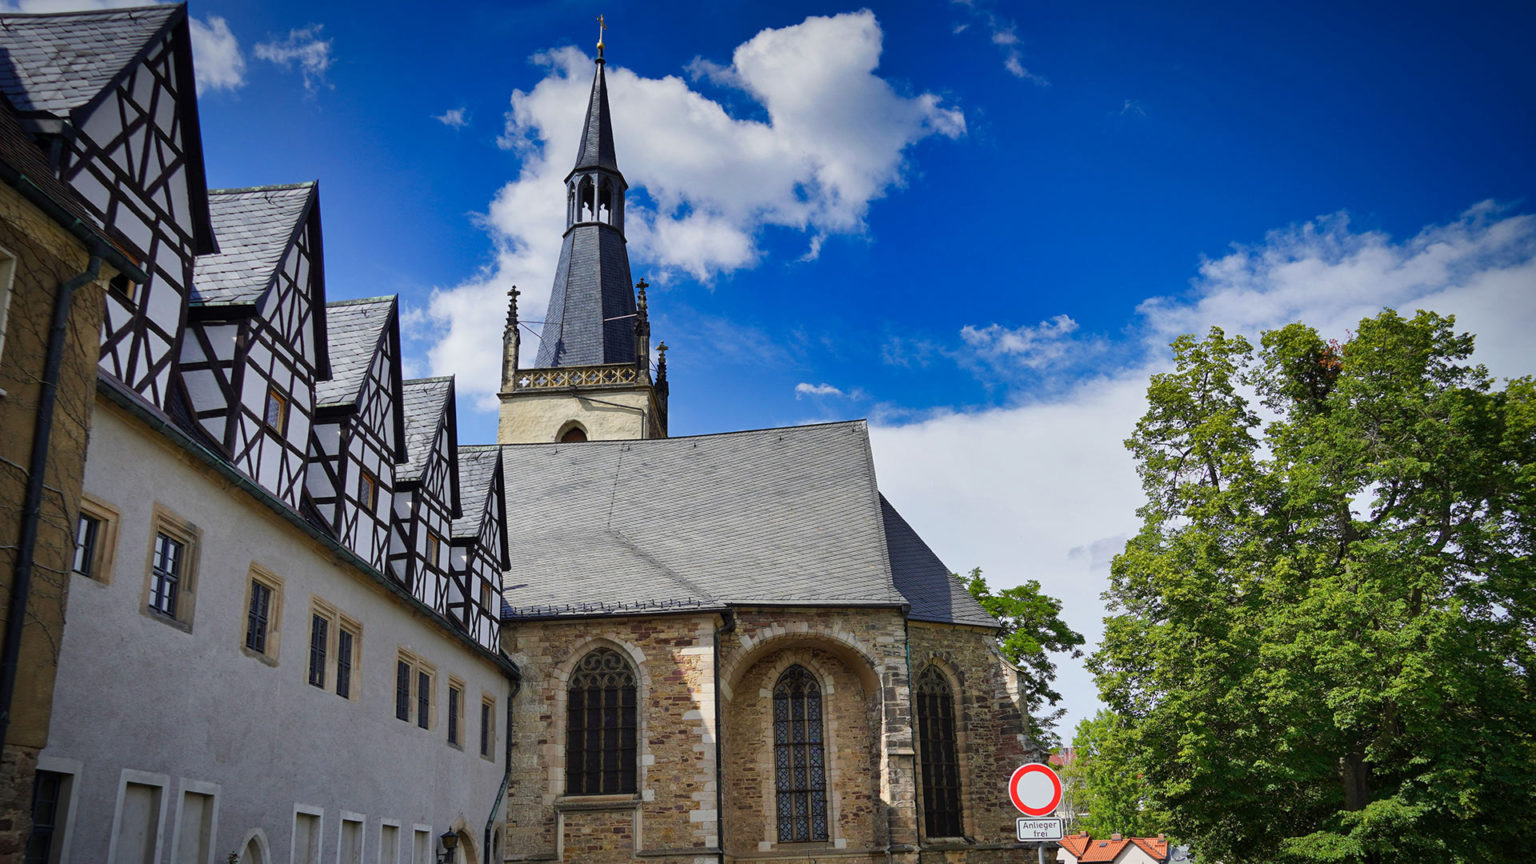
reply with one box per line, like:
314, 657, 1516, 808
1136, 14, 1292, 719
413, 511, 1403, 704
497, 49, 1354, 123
493, 33, 1043, 864
497, 37, 668, 445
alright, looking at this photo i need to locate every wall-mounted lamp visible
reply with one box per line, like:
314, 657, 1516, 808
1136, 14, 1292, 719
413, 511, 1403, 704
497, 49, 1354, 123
437, 830, 458, 864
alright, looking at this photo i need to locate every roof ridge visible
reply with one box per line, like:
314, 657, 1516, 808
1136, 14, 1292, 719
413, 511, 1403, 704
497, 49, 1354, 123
208, 181, 317, 195
498, 418, 868, 448
0, 5, 170, 18
403, 375, 454, 385
327, 295, 396, 307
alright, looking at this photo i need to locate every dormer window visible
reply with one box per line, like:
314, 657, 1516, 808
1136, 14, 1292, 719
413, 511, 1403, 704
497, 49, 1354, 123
264, 386, 289, 434
358, 470, 379, 512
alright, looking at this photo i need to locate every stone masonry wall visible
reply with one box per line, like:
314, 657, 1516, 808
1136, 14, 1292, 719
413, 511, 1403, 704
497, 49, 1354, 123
0, 182, 110, 864
501, 612, 721, 864
908, 621, 1045, 864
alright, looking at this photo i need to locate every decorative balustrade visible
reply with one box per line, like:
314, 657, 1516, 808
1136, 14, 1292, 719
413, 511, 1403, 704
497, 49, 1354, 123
512, 363, 649, 391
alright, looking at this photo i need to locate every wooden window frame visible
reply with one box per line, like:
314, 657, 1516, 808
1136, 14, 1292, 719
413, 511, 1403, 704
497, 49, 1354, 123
447, 677, 465, 749
241, 565, 284, 665
395, 650, 435, 729
307, 598, 360, 700
140, 504, 200, 631
480, 695, 496, 761
73, 494, 120, 584
359, 470, 379, 513
263, 386, 289, 435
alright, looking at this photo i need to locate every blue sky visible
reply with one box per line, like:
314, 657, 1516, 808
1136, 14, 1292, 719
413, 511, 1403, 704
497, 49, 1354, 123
23, 0, 1536, 736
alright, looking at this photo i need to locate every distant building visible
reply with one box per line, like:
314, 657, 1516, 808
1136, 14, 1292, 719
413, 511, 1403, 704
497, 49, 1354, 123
1058, 833, 1185, 864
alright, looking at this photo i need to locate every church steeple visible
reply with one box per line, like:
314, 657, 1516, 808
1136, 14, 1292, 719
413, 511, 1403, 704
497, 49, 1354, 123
498, 26, 668, 445
533, 36, 636, 369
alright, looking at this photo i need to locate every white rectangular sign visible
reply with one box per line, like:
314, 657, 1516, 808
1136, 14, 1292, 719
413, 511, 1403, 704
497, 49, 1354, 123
1016, 817, 1064, 841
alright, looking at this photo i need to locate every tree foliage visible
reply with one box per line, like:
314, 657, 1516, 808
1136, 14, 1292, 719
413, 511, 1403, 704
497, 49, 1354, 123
1089, 310, 1536, 862
1062, 709, 1168, 837
965, 568, 1084, 742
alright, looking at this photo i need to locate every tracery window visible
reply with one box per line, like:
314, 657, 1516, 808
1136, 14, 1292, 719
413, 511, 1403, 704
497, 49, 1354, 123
915, 665, 963, 837
566, 648, 637, 795
773, 665, 828, 842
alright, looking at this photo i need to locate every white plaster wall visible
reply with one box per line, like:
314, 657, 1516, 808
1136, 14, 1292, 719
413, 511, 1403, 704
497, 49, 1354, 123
43, 401, 510, 864
497, 388, 656, 444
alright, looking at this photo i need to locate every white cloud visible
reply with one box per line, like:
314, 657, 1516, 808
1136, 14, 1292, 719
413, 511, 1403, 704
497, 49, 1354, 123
795, 382, 845, 398
871, 202, 1536, 738
424, 11, 964, 406
960, 314, 1084, 370
189, 15, 245, 94
951, 0, 1047, 85
436, 107, 469, 129
254, 24, 333, 94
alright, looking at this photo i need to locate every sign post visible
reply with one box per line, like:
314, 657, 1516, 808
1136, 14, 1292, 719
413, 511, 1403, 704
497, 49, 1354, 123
1008, 763, 1064, 864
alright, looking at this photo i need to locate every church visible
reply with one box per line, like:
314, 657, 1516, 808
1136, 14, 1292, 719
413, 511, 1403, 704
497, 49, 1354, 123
490, 36, 1041, 864
0, 7, 1044, 864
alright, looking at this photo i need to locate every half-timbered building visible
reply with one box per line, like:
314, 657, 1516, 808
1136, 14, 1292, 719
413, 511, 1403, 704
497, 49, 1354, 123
0, 9, 516, 864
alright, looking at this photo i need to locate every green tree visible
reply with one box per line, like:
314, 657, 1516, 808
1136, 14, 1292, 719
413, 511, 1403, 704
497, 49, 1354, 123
1062, 709, 1166, 837
965, 568, 1084, 742
1089, 310, 1536, 863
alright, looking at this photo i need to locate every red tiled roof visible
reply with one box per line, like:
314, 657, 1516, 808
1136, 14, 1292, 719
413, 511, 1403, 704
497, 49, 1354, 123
1060, 834, 1169, 864
1131, 837, 1169, 859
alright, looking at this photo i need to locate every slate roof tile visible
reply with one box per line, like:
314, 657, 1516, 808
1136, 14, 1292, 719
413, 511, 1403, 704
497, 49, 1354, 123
0, 6, 178, 115
193, 184, 314, 306
453, 445, 501, 540
498, 421, 906, 617
316, 297, 394, 408
398, 377, 451, 482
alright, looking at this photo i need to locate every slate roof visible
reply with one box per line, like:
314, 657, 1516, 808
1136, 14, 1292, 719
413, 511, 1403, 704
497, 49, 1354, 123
498, 421, 907, 618
453, 445, 501, 541
570, 57, 619, 176
398, 377, 452, 483
881, 496, 996, 628
0, 5, 178, 115
534, 222, 637, 367
193, 184, 314, 306
316, 297, 394, 408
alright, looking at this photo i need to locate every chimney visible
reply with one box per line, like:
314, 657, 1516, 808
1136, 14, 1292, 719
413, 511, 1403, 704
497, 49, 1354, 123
1111, 834, 1123, 841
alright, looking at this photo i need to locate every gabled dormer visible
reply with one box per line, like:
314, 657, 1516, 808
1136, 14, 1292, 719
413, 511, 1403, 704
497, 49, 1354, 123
0, 5, 215, 407
306, 296, 403, 568
387, 377, 460, 604
183, 183, 326, 508
451, 445, 508, 651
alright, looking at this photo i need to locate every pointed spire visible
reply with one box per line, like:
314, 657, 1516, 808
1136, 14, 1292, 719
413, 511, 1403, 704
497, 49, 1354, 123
501, 285, 521, 389
570, 27, 620, 177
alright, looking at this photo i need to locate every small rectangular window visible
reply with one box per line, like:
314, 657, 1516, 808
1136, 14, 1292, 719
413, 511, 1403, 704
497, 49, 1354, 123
148, 532, 184, 617
72, 514, 99, 577
246, 581, 272, 653
308, 613, 328, 687
26, 770, 69, 864
142, 505, 199, 629
417, 670, 431, 730
425, 532, 441, 571
447, 681, 463, 747
336, 627, 355, 699
396, 660, 411, 721
359, 471, 378, 512
264, 386, 289, 434
480, 697, 495, 759
72, 495, 119, 583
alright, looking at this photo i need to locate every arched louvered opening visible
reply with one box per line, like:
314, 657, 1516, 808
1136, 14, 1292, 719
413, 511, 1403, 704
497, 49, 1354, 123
566, 648, 637, 794
558, 423, 588, 443
773, 665, 828, 842
916, 665, 963, 837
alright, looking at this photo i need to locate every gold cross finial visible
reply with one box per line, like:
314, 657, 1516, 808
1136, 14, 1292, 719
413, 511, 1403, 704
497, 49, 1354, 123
596, 14, 606, 54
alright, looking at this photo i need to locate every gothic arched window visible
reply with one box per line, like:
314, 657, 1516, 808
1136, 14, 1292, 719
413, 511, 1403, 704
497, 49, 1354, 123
915, 665, 963, 837
567, 648, 637, 795
773, 665, 828, 842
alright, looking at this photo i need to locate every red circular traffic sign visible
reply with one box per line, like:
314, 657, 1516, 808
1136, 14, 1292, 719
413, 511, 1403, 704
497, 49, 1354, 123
1008, 763, 1062, 816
